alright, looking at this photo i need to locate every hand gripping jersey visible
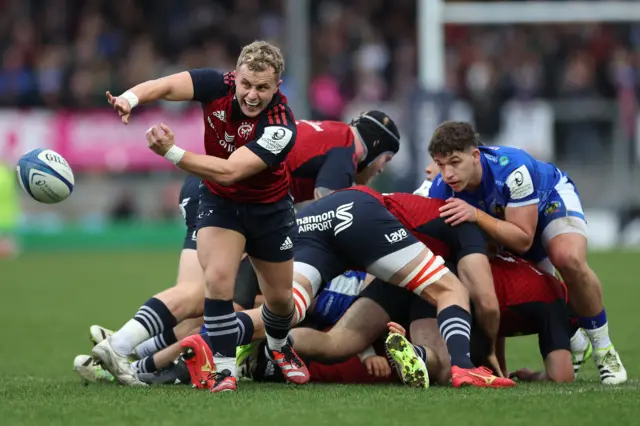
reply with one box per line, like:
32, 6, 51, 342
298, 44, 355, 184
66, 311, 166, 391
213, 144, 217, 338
286, 120, 358, 203
189, 69, 297, 203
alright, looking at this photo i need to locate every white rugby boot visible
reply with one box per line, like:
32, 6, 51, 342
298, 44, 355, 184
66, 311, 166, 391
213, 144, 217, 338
73, 355, 115, 384
89, 325, 114, 346
594, 345, 627, 385
92, 337, 148, 386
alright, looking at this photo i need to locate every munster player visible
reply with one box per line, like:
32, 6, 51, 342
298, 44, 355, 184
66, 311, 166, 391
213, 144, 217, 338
93, 41, 308, 393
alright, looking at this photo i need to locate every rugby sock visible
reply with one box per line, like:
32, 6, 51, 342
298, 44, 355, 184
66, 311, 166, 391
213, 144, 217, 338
437, 305, 474, 369
111, 297, 177, 355
580, 309, 612, 351
262, 304, 294, 352
413, 344, 428, 365
236, 311, 255, 346
570, 329, 589, 352
134, 328, 178, 358
132, 356, 157, 374
204, 298, 238, 377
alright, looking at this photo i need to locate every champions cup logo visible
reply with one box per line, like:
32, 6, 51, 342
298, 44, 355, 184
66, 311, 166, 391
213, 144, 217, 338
238, 123, 254, 139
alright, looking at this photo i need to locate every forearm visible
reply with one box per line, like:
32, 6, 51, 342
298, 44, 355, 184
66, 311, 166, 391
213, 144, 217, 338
125, 72, 193, 104
496, 337, 507, 374
457, 255, 500, 349
176, 151, 235, 186
476, 210, 533, 253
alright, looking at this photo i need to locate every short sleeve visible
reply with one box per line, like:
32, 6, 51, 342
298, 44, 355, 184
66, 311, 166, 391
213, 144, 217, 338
314, 145, 357, 192
504, 163, 539, 208
244, 105, 297, 167
188, 69, 227, 104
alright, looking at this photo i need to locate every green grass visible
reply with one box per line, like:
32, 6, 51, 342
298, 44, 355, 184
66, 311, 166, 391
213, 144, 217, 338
1, 250, 639, 425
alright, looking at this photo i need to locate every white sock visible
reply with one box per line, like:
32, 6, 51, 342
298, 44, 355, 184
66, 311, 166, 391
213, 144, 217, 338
584, 323, 612, 352
214, 356, 237, 378
570, 329, 589, 352
110, 319, 151, 356
134, 336, 161, 358
266, 334, 288, 352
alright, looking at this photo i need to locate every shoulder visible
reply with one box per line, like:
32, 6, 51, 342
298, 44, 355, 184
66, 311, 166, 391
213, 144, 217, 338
252, 97, 297, 156
189, 69, 233, 103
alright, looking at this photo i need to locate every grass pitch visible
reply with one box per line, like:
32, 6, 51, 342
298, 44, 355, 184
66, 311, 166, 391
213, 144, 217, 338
1, 250, 639, 426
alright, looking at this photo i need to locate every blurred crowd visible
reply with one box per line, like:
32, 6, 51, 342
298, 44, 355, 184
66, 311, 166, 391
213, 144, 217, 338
1, 0, 639, 116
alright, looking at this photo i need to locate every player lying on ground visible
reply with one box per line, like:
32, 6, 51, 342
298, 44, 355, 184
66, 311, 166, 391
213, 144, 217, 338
75, 269, 375, 386
427, 121, 625, 384
95, 40, 309, 393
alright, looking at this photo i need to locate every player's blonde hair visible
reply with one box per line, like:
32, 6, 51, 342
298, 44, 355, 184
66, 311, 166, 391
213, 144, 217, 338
236, 40, 285, 80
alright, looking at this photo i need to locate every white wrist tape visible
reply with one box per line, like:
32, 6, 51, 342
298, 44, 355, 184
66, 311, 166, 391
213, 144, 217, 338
358, 345, 376, 361
164, 145, 186, 165
120, 91, 139, 108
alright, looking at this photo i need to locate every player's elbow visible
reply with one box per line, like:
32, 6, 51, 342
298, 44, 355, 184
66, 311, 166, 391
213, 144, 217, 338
513, 235, 534, 254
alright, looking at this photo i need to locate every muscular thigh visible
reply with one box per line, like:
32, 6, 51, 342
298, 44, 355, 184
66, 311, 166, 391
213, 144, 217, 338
328, 297, 391, 356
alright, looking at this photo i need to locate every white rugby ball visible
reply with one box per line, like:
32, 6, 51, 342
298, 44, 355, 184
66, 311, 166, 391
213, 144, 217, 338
16, 148, 75, 204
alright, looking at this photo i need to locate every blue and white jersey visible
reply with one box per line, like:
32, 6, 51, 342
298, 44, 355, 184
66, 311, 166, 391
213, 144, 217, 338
311, 270, 367, 328
428, 146, 563, 218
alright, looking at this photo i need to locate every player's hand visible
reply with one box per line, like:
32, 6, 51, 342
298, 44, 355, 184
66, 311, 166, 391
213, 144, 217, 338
510, 368, 539, 382
486, 353, 504, 377
363, 355, 391, 378
146, 123, 174, 156
106, 91, 132, 124
439, 198, 478, 226
387, 322, 407, 337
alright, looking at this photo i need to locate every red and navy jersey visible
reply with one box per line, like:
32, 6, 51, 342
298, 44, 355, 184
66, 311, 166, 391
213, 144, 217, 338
491, 253, 568, 337
189, 69, 296, 203
345, 186, 483, 261
286, 120, 358, 203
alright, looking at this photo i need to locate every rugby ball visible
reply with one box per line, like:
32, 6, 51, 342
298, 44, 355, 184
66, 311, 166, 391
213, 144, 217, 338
16, 148, 75, 204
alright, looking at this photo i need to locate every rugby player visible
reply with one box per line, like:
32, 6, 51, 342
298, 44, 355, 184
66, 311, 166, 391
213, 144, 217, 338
286, 186, 515, 387
426, 121, 625, 384
93, 40, 308, 393
289, 115, 399, 207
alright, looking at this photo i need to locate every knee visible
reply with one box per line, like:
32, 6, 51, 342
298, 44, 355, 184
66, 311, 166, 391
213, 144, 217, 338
549, 249, 586, 277
203, 267, 236, 298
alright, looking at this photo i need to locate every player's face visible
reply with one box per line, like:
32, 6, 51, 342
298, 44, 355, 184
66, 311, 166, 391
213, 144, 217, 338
235, 64, 280, 117
432, 149, 481, 191
355, 152, 395, 185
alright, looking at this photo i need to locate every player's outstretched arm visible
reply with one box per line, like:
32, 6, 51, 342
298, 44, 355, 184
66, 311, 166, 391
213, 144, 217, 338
106, 72, 196, 124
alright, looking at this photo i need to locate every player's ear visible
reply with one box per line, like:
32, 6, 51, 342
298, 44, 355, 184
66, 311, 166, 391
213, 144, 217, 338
471, 148, 481, 162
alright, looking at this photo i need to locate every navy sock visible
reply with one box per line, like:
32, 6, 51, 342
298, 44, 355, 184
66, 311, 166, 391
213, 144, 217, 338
413, 344, 428, 364
134, 356, 157, 374
133, 297, 178, 337
437, 305, 474, 369
262, 304, 294, 351
579, 308, 607, 330
236, 311, 255, 346
262, 305, 293, 339
203, 298, 238, 357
